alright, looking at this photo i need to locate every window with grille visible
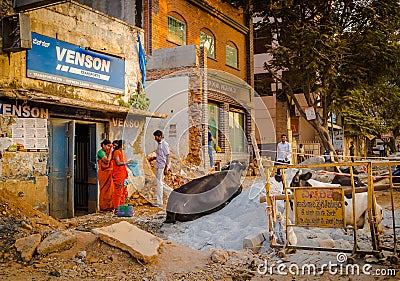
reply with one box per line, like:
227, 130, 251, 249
226, 43, 238, 68
169, 124, 177, 137
253, 27, 272, 54
200, 31, 215, 59
168, 16, 186, 45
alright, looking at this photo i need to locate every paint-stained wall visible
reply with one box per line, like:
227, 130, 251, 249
0, 1, 145, 214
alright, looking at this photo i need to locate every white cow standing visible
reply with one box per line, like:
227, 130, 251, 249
305, 177, 384, 231
271, 168, 384, 251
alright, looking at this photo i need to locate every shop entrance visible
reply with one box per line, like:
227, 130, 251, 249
74, 123, 98, 215
49, 119, 99, 218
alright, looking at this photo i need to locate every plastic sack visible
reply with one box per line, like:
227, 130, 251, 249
127, 160, 140, 176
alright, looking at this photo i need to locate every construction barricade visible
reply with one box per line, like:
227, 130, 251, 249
260, 161, 400, 264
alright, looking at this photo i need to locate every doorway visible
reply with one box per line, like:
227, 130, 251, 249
49, 119, 99, 218
74, 124, 89, 214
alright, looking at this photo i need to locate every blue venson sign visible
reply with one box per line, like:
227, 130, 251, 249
27, 32, 125, 94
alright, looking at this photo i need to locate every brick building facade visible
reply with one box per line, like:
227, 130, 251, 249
144, 0, 249, 80
143, 0, 254, 169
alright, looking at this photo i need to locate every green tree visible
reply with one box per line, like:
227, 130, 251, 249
249, 0, 400, 153
342, 83, 400, 153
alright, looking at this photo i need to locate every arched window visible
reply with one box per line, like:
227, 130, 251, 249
226, 41, 238, 68
200, 29, 215, 59
167, 13, 186, 45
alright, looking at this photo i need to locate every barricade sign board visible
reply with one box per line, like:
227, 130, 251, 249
294, 187, 345, 228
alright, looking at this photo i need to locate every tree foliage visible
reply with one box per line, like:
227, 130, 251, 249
249, 0, 400, 152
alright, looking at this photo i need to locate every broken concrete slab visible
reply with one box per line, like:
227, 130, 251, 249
243, 231, 267, 253
15, 234, 42, 262
36, 230, 77, 255
92, 221, 162, 263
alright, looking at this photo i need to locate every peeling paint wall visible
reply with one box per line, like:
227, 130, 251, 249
0, 114, 48, 212
145, 76, 190, 157
0, 152, 48, 212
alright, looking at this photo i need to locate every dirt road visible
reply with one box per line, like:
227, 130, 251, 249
1, 178, 400, 280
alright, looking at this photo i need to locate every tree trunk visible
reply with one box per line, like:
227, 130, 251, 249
309, 119, 336, 154
288, 90, 336, 156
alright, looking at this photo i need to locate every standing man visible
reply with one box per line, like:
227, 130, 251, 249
379, 143, 385, 158
349, 142, 355, 162
153, 130, 173, 207
276, 134, 292, 177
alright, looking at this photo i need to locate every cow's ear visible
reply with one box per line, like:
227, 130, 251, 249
299, 172, 312, 181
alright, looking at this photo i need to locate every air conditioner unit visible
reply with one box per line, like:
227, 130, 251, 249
2, 13, 31, 52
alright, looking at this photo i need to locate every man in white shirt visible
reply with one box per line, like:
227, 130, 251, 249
276, 134, 292, 177
153, 130, 173, 207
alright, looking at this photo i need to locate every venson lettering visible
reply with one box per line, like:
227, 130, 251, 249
0, 103, 48, 118
56, 46, 111, 73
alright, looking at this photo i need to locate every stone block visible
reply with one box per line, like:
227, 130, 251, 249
92, 221, 162, 263
37, 230, 77, 255
15, 234, 42, 262
243, 231, 268, 253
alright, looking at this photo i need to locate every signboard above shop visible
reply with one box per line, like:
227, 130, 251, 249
27, 32, 125, 94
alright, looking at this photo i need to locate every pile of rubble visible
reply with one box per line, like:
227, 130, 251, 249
246, 158, 260, 176
145, 152, 207, 189
0, 189, 67, 265
0, 185, 271, 281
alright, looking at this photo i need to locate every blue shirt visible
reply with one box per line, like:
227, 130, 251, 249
208, 131, 213, 146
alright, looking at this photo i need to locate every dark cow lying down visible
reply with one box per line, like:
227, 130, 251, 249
164, 161, 246, 223
393, 167, 400, 183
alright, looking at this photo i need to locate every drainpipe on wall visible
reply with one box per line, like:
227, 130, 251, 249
244, 3, 254, 161
200, 46, 208, 170
148, 0, 153, 55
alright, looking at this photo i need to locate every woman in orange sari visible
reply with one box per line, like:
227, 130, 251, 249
112, 140, 133, 209
97, 139, 114, 211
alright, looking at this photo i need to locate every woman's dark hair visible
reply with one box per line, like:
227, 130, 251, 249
115, 139, 124, 150
101, 139, 111, 146
112, 140, 124, 159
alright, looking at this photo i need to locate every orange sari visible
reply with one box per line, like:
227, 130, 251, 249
98, 150, 114, 211
112, 150, 128, 209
